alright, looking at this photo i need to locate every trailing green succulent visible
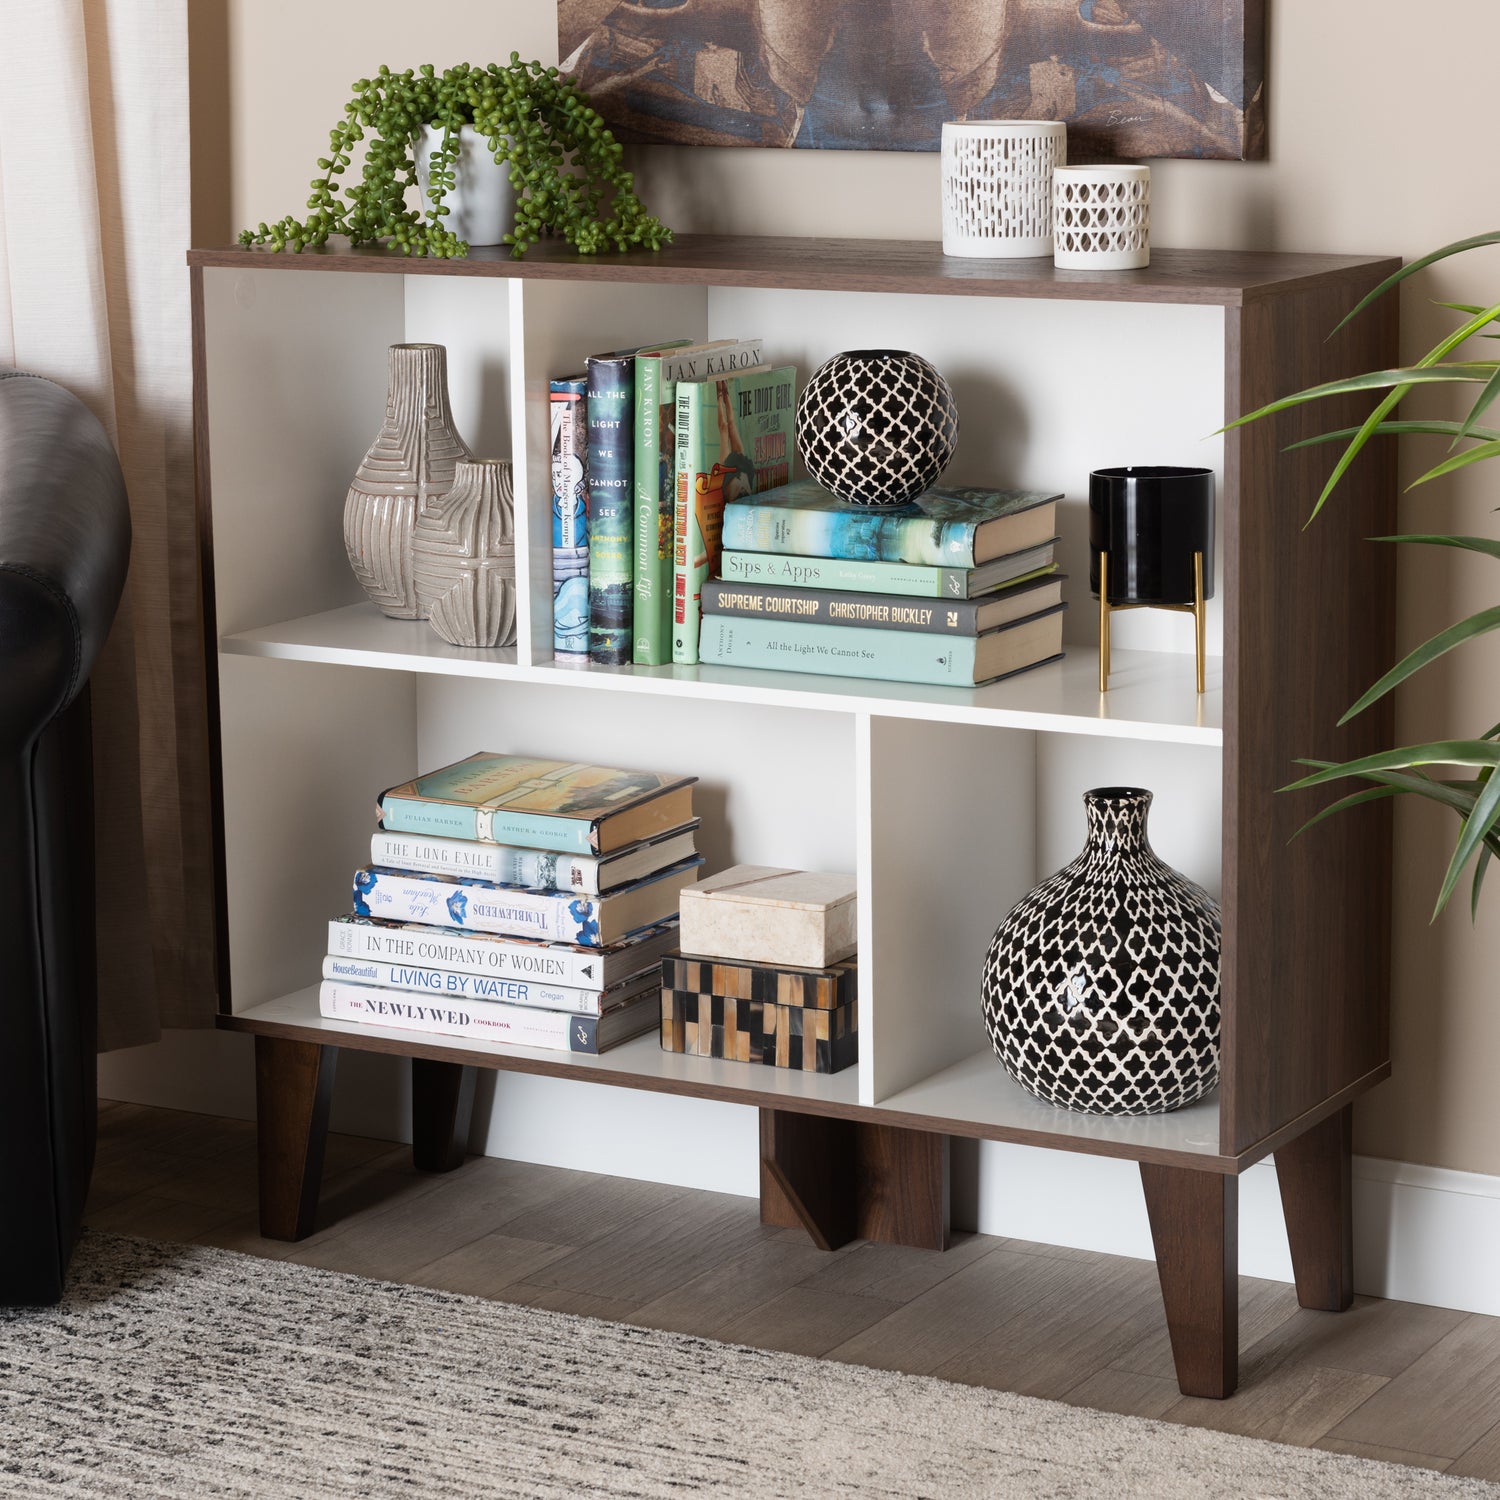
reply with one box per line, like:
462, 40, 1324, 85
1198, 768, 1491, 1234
238, 58, 671, 260
1228, 233, 1500, 919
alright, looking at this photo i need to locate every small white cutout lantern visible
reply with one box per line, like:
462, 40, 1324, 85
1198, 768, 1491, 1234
1052, 165, 1151, 270
941, 121, 1066, 258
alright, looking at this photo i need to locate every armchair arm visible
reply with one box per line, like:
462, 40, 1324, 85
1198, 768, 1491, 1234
0, 373, 131, 752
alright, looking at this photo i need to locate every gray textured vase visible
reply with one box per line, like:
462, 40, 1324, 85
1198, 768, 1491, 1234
344, 343, 471, 620
413, 458, 518, 649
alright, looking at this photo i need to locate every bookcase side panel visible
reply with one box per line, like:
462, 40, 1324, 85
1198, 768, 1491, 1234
865, 716, 1036, 1102
703, 286, 1226, 659
203, 267, 403, 636
220, 657, 417, 1014
1220, 272, 1399, 1156
516, 280, 710, 666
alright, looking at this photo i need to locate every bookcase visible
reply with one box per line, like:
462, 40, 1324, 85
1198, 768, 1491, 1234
188, 236, 1400, 1399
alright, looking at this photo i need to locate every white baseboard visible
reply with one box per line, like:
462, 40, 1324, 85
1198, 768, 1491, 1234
98, 1031, 1500, 1317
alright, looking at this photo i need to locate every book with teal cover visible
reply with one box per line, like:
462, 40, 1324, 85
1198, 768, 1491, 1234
697, 606, 1066, 688
672, 364, 796, 665
377, 753, 698, 854
719, 547, 1057, 599
633, 339, 763, 666
720, 480, 1059, 569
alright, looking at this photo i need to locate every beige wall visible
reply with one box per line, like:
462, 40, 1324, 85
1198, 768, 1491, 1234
191, 0, 1500, 1175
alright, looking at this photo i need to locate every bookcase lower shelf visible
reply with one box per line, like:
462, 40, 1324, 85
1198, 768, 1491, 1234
230, 987, 1365, 1401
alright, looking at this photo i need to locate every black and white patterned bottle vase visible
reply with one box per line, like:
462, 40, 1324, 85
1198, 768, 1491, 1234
980, 787, 1221, 1116
795, 350, 959, 508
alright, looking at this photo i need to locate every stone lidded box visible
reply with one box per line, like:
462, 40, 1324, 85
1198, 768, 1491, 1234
677, 866, 857, 969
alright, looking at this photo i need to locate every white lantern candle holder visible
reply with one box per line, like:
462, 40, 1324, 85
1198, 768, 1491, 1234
1052, 165, 1151, 270
941, 121, 1066, 258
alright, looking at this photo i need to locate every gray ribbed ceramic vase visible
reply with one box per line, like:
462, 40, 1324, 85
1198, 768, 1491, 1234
344, 343, 471, 620
413, 458, 517, 649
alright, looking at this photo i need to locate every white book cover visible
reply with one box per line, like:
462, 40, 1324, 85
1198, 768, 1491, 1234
320, 981, 587, 1051
369, 832, 604, 893
325, 916, 679, 989
320, 955, 655, 1017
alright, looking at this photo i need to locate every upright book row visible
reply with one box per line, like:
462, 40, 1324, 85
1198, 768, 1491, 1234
550, 339, 795, 668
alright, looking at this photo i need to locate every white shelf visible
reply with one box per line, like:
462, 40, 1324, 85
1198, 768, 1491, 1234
223, 602, 1223, 746
228, 987, 863, 1112
227, 988, 1227, 1166
874, 1049, 1222, 1162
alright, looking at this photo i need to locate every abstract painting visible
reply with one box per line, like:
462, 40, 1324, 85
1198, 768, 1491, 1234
558, 0, 1266, 160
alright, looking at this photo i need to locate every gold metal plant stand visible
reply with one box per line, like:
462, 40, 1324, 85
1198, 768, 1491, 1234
1098, 550, 1207, 695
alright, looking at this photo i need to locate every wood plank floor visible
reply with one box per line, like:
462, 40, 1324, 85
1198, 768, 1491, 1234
86, 1099, 1500, 1480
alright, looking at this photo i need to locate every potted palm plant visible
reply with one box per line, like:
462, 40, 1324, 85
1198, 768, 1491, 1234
1228, 233, 1500, 918
239, 58, 670, 260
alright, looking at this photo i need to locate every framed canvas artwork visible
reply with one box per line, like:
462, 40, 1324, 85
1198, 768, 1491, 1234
558, 0, 1266, 160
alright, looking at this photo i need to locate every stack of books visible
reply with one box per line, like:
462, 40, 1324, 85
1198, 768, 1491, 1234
697, 479, 1068, 688
318, 754, 702, 1054
549, 339, 798, 668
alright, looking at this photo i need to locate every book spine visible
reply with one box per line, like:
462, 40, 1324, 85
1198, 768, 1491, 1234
671, 380, 707, 664
720, 505, 979, 568
370, 831, 602, 893
353, 867, 604, 944
320, 956, 610, 1014
550, 376, 590, 663
702, 579, 979, 635
632, 355, 673, 665
719, 551, 960, 598
320, 981, 600, 1053
586, 355, 634, 665
697, 614, 979, 687
377, 796, 482, 842
326, 919, 605, 987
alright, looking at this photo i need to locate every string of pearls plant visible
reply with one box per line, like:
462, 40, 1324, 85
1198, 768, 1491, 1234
239, 58, 671, 260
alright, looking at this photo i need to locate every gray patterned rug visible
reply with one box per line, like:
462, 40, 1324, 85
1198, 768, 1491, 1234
0, 1232, 1490, 1499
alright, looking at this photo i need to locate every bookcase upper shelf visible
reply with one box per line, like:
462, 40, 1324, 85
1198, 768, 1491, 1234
187, 237, 1397, 308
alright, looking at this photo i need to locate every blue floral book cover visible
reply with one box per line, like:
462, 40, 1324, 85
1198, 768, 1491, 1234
351, 855, 704, 948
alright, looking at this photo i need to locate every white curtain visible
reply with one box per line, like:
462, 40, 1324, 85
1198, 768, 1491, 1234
0, 0, 216, 1046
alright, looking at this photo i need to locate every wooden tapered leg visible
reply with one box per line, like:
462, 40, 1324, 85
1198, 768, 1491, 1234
759, 1110, 950, 1252
412, 1059, 478, 1174
255, 1036, 338, 1242
1140, 1163, 1238, 1398
856, 1123, 950, 1251
1275, 1104, 1354, 1312
760, 1109, 857, 1250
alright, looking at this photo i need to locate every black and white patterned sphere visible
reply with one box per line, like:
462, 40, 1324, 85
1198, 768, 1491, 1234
796, 350, 959, 507
980, 787, 1220, 1116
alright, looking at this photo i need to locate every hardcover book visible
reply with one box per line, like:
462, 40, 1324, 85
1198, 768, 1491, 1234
327, 915, 683, 989
319, 980, 660, 1054
633, 338, 763, 665
586, 341, 687, 665
550, 375, 590, 662
698, 604, 1067, 688
377, 753, 698, 854
721, 480, 1060, 569
319, 955, 661, 1017
352, 857, 703, 947
701, 573, 1066, 637
672, 364, 796, 665
718, 545, 1059, 599
369, 821, 700, 893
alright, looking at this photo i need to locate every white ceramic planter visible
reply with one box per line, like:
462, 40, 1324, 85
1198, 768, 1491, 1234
414, 124, 515, 247
941, 120, 1066, 258
1053, 165, 1151, 270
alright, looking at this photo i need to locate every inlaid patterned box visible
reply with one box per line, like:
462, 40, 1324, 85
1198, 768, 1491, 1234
659, 954, 858, 1073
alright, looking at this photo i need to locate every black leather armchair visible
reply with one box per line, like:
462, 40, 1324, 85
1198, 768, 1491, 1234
0, 372, 130, 1303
